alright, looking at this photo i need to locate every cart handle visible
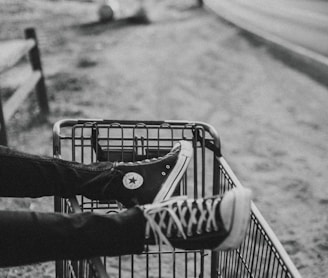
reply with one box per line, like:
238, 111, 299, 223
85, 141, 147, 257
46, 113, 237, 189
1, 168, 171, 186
53, 118, 222, 157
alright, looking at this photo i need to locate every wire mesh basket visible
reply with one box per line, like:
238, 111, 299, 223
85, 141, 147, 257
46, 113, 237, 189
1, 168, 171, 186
53, 119, 302, 278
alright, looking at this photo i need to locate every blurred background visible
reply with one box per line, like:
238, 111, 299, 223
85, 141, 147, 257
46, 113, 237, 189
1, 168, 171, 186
0, 0, 327, 277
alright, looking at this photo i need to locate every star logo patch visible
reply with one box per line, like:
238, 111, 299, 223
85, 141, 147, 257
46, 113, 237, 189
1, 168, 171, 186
123, 172, 144, 190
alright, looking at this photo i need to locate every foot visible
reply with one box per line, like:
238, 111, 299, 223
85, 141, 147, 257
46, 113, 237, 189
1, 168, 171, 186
107, 141, 193, 208
142, 187, 252, 251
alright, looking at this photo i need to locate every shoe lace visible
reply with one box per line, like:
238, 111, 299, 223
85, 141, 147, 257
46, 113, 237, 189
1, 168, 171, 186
144, 196, 221, 248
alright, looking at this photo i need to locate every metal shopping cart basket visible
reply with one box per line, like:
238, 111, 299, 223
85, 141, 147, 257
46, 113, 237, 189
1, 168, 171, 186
53, 119, 302, 278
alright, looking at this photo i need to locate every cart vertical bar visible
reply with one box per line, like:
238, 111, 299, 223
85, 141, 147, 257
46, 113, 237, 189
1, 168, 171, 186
211, 154, 220, 278
24, 27, 49, 117
0, 96, 8, 146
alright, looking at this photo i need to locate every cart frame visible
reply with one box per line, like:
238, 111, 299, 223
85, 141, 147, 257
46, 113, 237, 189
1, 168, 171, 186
53, 119, 302, 278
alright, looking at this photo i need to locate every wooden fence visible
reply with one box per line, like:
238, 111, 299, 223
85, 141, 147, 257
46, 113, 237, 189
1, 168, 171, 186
0, 28, 49, 146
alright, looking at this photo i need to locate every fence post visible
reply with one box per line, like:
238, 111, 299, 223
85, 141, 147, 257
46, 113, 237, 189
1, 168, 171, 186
24, 27, 50, 117
0, 96, 8, 146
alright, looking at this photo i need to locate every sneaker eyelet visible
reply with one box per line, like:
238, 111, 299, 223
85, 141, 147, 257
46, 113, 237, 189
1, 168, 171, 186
161, 172, 166, 176
166, 165, 171, 169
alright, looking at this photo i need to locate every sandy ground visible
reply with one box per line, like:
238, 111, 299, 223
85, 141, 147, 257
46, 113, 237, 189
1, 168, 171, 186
0, 0, 327, 277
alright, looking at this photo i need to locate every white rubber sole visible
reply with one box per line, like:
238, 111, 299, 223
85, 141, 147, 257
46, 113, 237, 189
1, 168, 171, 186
153, 141, 193, 203
216, 187, 252, 251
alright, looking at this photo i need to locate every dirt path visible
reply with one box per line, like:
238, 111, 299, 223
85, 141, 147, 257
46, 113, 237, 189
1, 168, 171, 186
0, 0, 327, 277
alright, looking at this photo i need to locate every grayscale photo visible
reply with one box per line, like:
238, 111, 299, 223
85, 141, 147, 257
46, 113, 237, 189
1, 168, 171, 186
0, 0, 327, 277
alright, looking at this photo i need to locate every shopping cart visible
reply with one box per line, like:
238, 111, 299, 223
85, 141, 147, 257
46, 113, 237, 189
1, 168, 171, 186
53, 119, 302, 278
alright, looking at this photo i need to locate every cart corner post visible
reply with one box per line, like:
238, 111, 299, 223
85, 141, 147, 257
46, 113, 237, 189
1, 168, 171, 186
24, 27, 50, 118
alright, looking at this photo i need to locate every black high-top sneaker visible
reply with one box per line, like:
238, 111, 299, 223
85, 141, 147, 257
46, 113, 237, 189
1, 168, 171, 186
142, 187, 252, 251
105, 141, 193, 208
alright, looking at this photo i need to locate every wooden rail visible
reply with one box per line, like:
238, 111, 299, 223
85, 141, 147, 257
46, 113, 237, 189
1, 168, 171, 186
0, 28, 49, 146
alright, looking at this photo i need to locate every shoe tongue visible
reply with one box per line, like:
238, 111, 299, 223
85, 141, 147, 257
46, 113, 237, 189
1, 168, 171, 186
170, 199, 206, 236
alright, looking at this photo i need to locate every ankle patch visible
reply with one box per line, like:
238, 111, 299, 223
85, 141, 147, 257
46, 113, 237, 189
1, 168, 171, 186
123, 172, 144, 190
